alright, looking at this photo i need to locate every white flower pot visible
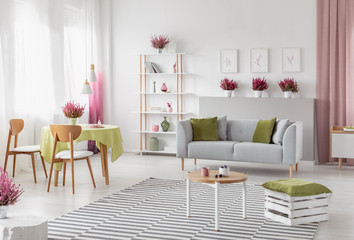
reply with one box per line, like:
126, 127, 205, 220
69, 118, 77, 125
254, 90, 262, 98
0, 206, 9, 219
224, 90, 233, 97
283, 91, 292, 98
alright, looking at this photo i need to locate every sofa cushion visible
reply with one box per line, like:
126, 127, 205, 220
252, 118, 276, 144
190, 117, 219, 141
233, 142, 283, 163
272, 119, 290, 145
217, 116, 227, 140
227, 120, 258, 142
188, 141, 239, 160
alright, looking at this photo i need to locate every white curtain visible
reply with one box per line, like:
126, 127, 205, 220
0, 0, 104, 172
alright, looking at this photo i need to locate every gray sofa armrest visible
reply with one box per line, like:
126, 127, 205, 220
282, 121, 303, 165
176, 120, 193, 158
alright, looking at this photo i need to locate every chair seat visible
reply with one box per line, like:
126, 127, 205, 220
55, 150, 93, 159
12, 145, 40, 152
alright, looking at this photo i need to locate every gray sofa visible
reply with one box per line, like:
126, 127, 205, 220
176, 119, 303, 177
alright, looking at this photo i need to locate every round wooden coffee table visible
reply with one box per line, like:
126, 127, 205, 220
186, 170, 247, 231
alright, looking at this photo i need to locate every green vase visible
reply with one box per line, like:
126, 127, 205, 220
150, 137, 159, 151
161, 116, 170, 132
69, 118, 77, 125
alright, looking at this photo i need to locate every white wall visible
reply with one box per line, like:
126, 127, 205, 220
110, 0, 316, 152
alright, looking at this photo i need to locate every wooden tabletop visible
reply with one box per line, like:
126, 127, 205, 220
187, 170, 247, 184
331, 126, 354, 134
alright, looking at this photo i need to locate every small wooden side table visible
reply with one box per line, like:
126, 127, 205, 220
331, 126, 354, 169
186, 170, 247, 231
0, 215, 47, 240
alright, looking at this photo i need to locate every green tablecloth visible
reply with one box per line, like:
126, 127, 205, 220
40, 125, 123, 171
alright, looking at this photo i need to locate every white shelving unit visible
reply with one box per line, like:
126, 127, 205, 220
136, 52, 193, 155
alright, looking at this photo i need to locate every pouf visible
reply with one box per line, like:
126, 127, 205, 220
0, 215, 47, 240
262, 179, 332, 226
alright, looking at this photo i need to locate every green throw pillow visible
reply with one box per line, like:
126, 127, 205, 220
262, 178, 332, 197
252, 118, 276, 144
190, 117, 219, 141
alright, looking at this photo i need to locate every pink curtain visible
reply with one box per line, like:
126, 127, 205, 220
88, 72, 103, 153
317, 0, 354, 164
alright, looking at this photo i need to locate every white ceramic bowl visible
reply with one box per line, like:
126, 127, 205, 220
219, 166, 230, 176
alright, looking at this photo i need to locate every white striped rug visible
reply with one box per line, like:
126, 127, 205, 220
48, 178, 318, 240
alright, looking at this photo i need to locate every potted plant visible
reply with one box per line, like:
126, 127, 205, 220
220, 78, 238, 97
150, 35, 170, 54
62, 101, 86, 125
0, 167, 24, 218
252, 77, 268, 98
278, 78, 299, 98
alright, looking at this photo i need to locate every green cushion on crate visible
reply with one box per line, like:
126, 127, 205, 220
262, 178, 332, 197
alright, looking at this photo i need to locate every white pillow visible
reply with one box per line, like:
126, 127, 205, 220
217, 116, 227, 141
272, 119, 290, 145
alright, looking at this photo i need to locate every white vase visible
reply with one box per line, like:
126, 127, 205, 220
254, 90, 262, 98
157, 48, 163, 54
0, 206, 9, 219
224, 90, 233, 97
283, 91, 292, 98
69, 118, 77, 125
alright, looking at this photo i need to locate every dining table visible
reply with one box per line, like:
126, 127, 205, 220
40, 124, 123, 186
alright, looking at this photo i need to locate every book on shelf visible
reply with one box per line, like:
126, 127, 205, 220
144, 62, 155, 73
151, 63, 161, 73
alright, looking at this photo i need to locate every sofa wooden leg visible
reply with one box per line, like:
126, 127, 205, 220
181, 158, 184, 171
289, 165, 293, 178
194, 158, 196, 165
296, 163, 298, 172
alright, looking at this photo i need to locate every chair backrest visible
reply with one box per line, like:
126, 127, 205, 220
49, 125, 82, 143
9, 119, 24, 136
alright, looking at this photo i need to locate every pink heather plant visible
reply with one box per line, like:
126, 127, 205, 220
0, 167, 23, 206
62, 101, 86, 118
278, 78, 299, 93
252, 77, 268, 91
220, 78, 239, 90
167, 102, 172, 107
150, 35, 170, 49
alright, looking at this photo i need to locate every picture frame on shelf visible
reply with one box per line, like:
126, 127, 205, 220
251, 48, 268, 73
220, 49, 238, 73
282, 48, 301, 72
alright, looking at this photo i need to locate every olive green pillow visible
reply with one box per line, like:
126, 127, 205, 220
262, 178, 332, 197
252, 117, 276, 144
190, 117, 219, 141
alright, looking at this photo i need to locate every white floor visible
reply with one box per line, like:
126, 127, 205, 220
7, 153, 354, 240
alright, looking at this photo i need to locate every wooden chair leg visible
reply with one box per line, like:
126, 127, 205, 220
71, 161, 75, 194
63, 162, 66, 186
47, 161, 55, 192
289, 165, 293, 178
296, 163, 299, 172
4, 153, 9, 172
194, 158, 197, 165
181, 158, 184, 171
31, 153, 37, 183
40, 154, 48, 178
339, 158, 342, 170
12, 154, 16, 178
86, 157, 96, 188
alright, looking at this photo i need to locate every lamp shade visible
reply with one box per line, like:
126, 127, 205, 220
89, 64, 97, 82
81, 79, 93, 94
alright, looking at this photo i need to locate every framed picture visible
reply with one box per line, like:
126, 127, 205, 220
220, 49, 238, 73
251, 48, 268, 72
282, 48, 301, 72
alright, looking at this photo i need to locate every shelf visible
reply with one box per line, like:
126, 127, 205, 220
135, 112, 193, 115
135, 92, 195, 95
137, 73, 190, 75
134, 131, 176, 135
139, 150, 176, 155
137, 52, 186, 56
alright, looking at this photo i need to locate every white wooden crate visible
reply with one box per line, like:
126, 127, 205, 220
264, 189, 331, 226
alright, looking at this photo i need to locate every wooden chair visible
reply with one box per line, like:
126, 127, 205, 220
47, 125, 95, 194
4, 119, 48, 183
